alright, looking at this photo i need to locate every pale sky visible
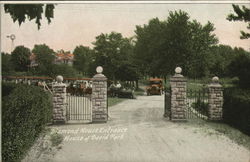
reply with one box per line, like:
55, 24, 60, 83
1, 3, 250, 53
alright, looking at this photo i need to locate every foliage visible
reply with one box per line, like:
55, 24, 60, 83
134, 10, 218, 78
92, 32, 138, 81
31, 64, 78, 78
1, 52, 14, 75
208, 45, 237, 77
223, 87, 250, 135
73, 45, 94, 76
4, 4, 55, 29
50, 64, 78, 78
228, 51, 250, 88
2, 83, 53, 162
32, 44, 55, 66
50, 132, 64, 147
227, 4, 250, 39
11, 45, 31, 72
108, 97, 127, 107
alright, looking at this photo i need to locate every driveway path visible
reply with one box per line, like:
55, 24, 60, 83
50, 95, 249, 162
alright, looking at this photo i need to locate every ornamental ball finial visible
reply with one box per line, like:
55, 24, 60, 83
212, 76, 219, 83
56, 75, 63, 83
96, 66, 103, 74
175, 67, 182, 74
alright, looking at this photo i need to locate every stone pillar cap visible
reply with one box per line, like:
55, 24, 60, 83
175, 67, 182, 74
56, 75, 63, 83
96, 66, 103, 74
212, 76, 219, 83
208, 76, 222, 87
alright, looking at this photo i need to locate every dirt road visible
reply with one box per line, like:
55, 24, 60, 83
48, 95, 249, 162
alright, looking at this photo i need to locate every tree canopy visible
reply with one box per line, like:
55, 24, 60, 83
10, 46, 31, 71
4, 4, 55, 29
134, 10, 218, 78
227, 4, 250, 39
32, 44, 55, 66
73, 45, 94, 76
92, 32, 138, 80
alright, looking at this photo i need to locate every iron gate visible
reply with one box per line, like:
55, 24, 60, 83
186, 88, 209, 120
66, 93, 92, 122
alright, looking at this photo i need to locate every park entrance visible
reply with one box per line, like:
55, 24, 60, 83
164, 67, 223, 121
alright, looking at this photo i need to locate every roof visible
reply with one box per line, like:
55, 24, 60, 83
149, 78, 163, 81
56, 53, 74, 60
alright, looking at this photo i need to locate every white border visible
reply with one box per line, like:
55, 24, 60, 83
0, 1, 250, 4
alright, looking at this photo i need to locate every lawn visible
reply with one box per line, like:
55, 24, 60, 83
108, 97, 127, 107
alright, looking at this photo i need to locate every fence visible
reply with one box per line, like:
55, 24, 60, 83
186, 88, 209, 120
66, 93, 92, 122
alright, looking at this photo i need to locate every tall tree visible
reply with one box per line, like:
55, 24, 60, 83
10, 46, 31, 71
32, 44, 55, 66
134, 10, 218, 78
4, 4, 55, 29
187, 20, 218, 78
92, 32, 136, 80
134, 18, 167, 77
227, 4, 250, 39
73, 45, 94, 76
1, 52, 14, 75
32, 44, 55, 75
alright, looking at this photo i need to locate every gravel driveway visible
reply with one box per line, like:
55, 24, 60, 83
48, 95, 249, 162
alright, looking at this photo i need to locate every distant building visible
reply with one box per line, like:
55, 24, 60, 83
29, 52, 74, 67
54, 52, 74, 66
29, 53, 38, 67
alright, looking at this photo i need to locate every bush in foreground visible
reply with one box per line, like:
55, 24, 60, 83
2, 83, 53, 162
223, 87, 250, 135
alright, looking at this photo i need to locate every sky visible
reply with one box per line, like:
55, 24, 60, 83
1, 2, 250, 53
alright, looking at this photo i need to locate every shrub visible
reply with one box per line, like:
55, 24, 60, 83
2, 83, 53, 162
223, 87, 250, 135
229, 53, 250, 89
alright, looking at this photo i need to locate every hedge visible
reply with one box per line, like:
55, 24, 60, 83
2, 83, 53, 162
223, 87, 250, 135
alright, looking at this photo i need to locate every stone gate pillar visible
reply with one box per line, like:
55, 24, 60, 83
92, 66, 108, 123
52, 75, 67, 124
170, 67, 187, 121
208, 76, 223, 120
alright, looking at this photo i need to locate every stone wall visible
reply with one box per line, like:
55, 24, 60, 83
52, 82, 67, 124
208, 77, 223, 120
91, 67, 108, 123
169, 67, 187, 121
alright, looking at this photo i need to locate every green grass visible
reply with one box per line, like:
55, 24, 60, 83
108, 97, 127, 107
50, 131, 64, 147
186, 120, 250, 150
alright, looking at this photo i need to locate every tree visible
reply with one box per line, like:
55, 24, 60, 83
134, 18, 167, 77
229, 50, 250, 88
208, 45, 237, 77
134, 10, 218, 78
4, 4, 55, 29
1, 52, 14, 75
227, 4, 250, 39
31, 44, 55, 76
50, 64, 78, 78
73, 45, 94, 76
32, 44, 55, 66
10, 46, 31, 71
92, 32, 136, 80
187, 20, 218, 78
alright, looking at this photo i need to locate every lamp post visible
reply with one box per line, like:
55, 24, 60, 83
6, 34, 16, 52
